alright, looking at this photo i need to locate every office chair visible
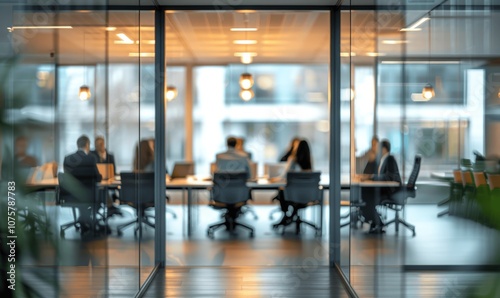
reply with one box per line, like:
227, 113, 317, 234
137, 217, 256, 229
117, 172, 155, 236
57, 172, 99, 238
207, 172, 254, 238
280, 172, 322, 236
381, 155, 421, 236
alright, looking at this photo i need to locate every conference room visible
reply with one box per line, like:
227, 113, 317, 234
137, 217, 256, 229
1, 1, 500, 297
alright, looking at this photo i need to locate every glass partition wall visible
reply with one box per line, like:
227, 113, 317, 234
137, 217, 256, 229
344, 2, 500, 296
1, 5, 158, 296
165, 10, 332, 267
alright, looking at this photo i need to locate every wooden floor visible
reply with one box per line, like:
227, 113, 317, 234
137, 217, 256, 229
18, 190, 500, 297
142, 266, 351, 298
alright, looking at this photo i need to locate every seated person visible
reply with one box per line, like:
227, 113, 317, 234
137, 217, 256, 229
279, 137, 301, 162
215, 136, 251, 179
271, 139, 313, 228
90, 136, 116, 172
359, 139, 402, 234
235, 137, 253, 160
15, 136, 38, 168
90, 136, 121, 216
63, 135, 102, 234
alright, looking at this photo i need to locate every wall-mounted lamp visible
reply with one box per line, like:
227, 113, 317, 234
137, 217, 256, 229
165, 86, 178, 101
79, 85, 91, 101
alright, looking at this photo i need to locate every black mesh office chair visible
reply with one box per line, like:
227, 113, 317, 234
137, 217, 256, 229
283, 172, 322, 236
381, 155, 421, 236
117, 172, 155, 236
57, 172, 98, 238
207, 172, 254, 238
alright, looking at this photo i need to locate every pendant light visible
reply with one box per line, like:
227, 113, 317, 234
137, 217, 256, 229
239, 72, 254, 89
421, 13, 434, 101
165, 85, 178, 101
79, 31, 91, 101
239, 88, 254, 101
239, 13, 254, 101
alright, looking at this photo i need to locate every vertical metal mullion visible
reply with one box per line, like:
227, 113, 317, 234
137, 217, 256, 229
329, 7, 341, 267
154, 8, 166, 267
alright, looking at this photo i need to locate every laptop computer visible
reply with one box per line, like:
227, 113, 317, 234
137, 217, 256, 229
97, 163, 115, 180
264, 162, 287, 179
170, 162, 195, 179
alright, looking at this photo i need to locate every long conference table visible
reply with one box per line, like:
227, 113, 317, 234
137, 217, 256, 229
26, 175, 399, 236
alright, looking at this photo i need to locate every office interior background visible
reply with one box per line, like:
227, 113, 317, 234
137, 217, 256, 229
1, 0, 500, 297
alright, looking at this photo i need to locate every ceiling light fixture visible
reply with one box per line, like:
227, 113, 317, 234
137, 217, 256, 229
382, 40, 409, 44
239, 88, 254, 101
165, 86, 178, 101
7, 25, 72, 32
117, 33, 133, 44
367, 52, 386, 57
79, 31, 91, 101
105, 27, 117, 31
340, 52, 356, 57
233, 40, 257, 45
230, 28, 258, 32
239, 73, 254, 89
128, 52, 155, 57
238, 14, 255, 101
421, 13, 435, 101
400, 17, 430, 31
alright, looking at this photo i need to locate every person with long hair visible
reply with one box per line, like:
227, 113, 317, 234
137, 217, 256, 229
271, 139, 313, 229
133, 139, 155, 172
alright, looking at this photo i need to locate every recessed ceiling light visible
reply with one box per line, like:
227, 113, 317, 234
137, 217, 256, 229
230, 28, 258, 32
340, 52, 356, 57
367, 52, 386, 57
129, 52, 155, 57
105, 27, 117, 31
233, 40, 257, 45
381, 60, 460, 64
117, 33, 134, 44
400, 17, 430, 31
7, 26, 73, 32
236, 10, 257, 13
382, 40, 409, 44
234, 52, 258, 57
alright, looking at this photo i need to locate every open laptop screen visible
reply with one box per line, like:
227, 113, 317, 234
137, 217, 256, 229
170, 162, 195, 179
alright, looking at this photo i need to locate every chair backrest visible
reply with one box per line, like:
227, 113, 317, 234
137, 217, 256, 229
453, 169, 463, 184
120, 172, 155, 205
487, 174, 500, 191
57, 172, 96, 206
473, 172, 487, 188
211, 172, 249, 205
406, 155, 421, 190
461, 170, 474, 187
284, 172, 322, 204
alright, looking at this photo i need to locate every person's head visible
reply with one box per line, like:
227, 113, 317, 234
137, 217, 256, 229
371, 135, 379, 151
295, 140, 312, 170
226, 136, 237, 149
95, 136, 106, 153
381, 139, 391, 155
15, 136, 28, 155
235, 137, 245, 151
77, 135, 91, 153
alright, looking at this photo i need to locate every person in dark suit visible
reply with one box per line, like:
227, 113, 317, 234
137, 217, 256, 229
63, 135, 102, 233
359, 139, 402, 234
